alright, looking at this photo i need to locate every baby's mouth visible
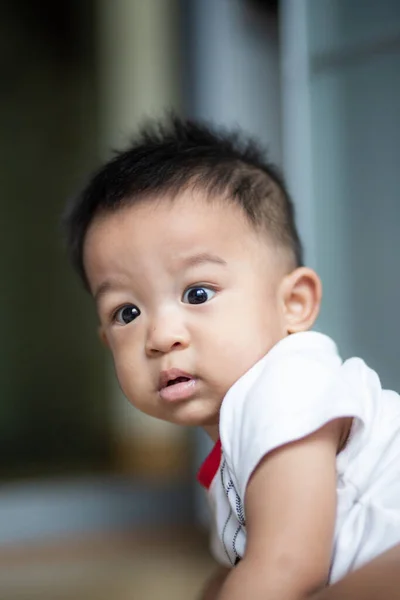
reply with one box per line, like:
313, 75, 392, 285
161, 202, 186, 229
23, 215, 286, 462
166, 376, 190, 387
158, 369, 196, 402
158, 369, 193, 391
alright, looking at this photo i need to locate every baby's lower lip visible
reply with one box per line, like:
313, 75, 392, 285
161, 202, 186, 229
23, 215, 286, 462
159, 379, 196, 402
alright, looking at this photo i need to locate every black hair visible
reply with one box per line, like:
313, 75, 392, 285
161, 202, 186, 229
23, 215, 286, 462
63, 115, 303, 289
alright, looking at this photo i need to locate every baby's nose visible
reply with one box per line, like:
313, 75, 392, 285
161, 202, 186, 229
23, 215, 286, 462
145, 315, 189, 356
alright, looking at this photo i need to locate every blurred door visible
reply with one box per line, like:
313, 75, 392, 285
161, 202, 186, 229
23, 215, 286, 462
282, 0, 400, 390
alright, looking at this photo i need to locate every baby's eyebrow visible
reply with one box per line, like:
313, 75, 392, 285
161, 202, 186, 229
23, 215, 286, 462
93, 253, 226, 304
94, 281, 111, 304
181, 252, 227, 269
94, 280, 124, 305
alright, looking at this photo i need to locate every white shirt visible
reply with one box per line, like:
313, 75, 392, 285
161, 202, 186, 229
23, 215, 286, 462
197, 332, 400, 583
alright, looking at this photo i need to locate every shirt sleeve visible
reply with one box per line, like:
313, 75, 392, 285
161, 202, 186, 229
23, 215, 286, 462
219, 353, 368, 502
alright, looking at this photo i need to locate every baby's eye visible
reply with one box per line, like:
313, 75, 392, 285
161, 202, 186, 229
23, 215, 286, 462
113, 304, 141, 325
182, 286, 216, 305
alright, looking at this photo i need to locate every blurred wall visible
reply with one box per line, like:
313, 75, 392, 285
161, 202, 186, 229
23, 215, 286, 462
0, 1, 110, 480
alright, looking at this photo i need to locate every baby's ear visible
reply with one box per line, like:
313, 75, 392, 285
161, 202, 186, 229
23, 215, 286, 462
98, 326, 110, 348
281, 267, 322, 333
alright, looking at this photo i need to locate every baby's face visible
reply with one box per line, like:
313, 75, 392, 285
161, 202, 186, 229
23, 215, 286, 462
84, 192, 290, 438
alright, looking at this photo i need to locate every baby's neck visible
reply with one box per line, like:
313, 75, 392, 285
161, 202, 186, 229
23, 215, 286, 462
203, 423, 220, 443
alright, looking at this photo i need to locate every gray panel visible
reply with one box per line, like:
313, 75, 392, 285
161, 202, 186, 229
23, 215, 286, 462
310, 34, 400, 390
308, 0, 400, 59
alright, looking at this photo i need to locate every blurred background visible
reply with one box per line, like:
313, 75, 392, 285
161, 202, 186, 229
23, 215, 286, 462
1, 0, 400, 598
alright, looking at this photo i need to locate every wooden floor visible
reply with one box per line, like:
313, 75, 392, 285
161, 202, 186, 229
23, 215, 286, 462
0, 527, 215, 600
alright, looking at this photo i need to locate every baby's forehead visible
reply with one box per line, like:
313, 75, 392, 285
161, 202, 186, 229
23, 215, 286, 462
87, 190, 288, 272
84, 191, 282, 277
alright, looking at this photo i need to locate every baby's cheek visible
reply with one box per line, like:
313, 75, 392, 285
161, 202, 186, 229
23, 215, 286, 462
213, 345, 250, 390
117, 357, 151, 398
111, 354, 135, 394
216, 338, 265, 387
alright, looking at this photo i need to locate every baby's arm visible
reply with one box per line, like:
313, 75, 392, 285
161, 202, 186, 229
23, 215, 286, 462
313, 542, 400, 600
216, 418, 342, 600
201, 542, 400, 600
200, 566, 230, 600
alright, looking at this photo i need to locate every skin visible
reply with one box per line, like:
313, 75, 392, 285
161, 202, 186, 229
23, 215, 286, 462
204, 543, 400, 600
313, 542, 400, 599
83, 190, 351, 600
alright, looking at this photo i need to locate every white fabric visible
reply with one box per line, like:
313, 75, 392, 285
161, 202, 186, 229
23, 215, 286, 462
206, 331, 400, 583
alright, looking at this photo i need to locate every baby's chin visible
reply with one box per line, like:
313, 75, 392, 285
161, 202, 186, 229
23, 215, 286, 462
160, 398, 221, 429
124, 390, 222, 428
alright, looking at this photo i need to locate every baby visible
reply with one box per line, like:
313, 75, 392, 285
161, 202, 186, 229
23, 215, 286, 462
64, 117, 400, 600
